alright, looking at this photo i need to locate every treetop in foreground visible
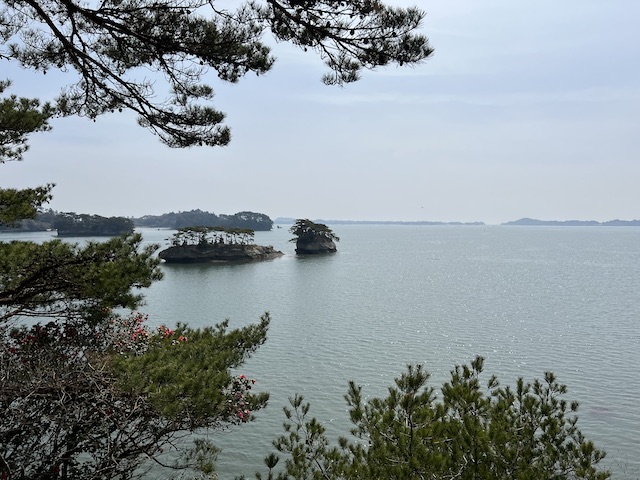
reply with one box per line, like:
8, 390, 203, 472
0, 80, 54, 163
1, 0, 434, 148
2, 310, 271, 479
0, 233, 161, 323
246, 356, 610, 480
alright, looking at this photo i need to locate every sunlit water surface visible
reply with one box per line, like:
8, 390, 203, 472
7, 225, 639, 477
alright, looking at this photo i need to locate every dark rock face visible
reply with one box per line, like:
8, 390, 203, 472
295, 238, 337, 254
158, 244, 283, 263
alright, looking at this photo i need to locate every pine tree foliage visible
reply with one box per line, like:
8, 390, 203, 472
114, 316, 270, 423
0, 215, 271, 478
1, 0, 433, 147
0, 60, 270, 478
0, 184, 53, 225
248, 357, 610, 480
289, 219, 340, 243
1, 312, 270, 479
0, 233, 161, 323
170, 226, 256, 247
0, 80, 54, 163
0, 81, 55, 225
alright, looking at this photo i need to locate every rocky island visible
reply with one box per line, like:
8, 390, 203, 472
158, 226, 283, 263
289, 219, 339, 254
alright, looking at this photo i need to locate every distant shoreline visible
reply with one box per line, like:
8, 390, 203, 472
501, 218, 640, 227
274, 217, 640, 227
275, 218, 485, 226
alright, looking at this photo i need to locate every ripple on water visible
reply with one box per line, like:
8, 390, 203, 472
135, 226, 640, 477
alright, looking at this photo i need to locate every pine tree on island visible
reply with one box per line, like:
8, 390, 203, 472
289, 219, 340, 254
158, 226, 283, 262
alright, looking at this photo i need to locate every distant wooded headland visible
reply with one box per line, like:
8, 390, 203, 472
0, 211, 135, 236
0, 210, 274, 235
135, 210, 273, 231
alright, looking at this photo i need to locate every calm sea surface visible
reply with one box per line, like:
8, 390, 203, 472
5, 225, 640, 477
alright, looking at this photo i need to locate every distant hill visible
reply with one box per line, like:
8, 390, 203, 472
134, 210, 273, 231
275, 218, 484, 226
503, 218, 640, 226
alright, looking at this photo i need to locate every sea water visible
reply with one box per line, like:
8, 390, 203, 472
5, 225, 639, 477
137, 225, 640, 478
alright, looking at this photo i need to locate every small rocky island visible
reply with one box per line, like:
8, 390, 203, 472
290, 219, 339, 254
158, 226, 283, 263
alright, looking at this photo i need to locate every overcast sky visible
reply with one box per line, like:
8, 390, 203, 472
3, 0, 640, 225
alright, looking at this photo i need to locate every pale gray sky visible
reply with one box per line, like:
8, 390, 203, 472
3, 0, 639, 225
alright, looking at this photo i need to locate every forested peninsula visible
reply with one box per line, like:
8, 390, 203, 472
55, 213, 134, 237
134, 210, 273, 231
0, 210, 134, 236
0, 209, 274, 234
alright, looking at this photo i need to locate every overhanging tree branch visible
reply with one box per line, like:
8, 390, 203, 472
2, 0, 432, 147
